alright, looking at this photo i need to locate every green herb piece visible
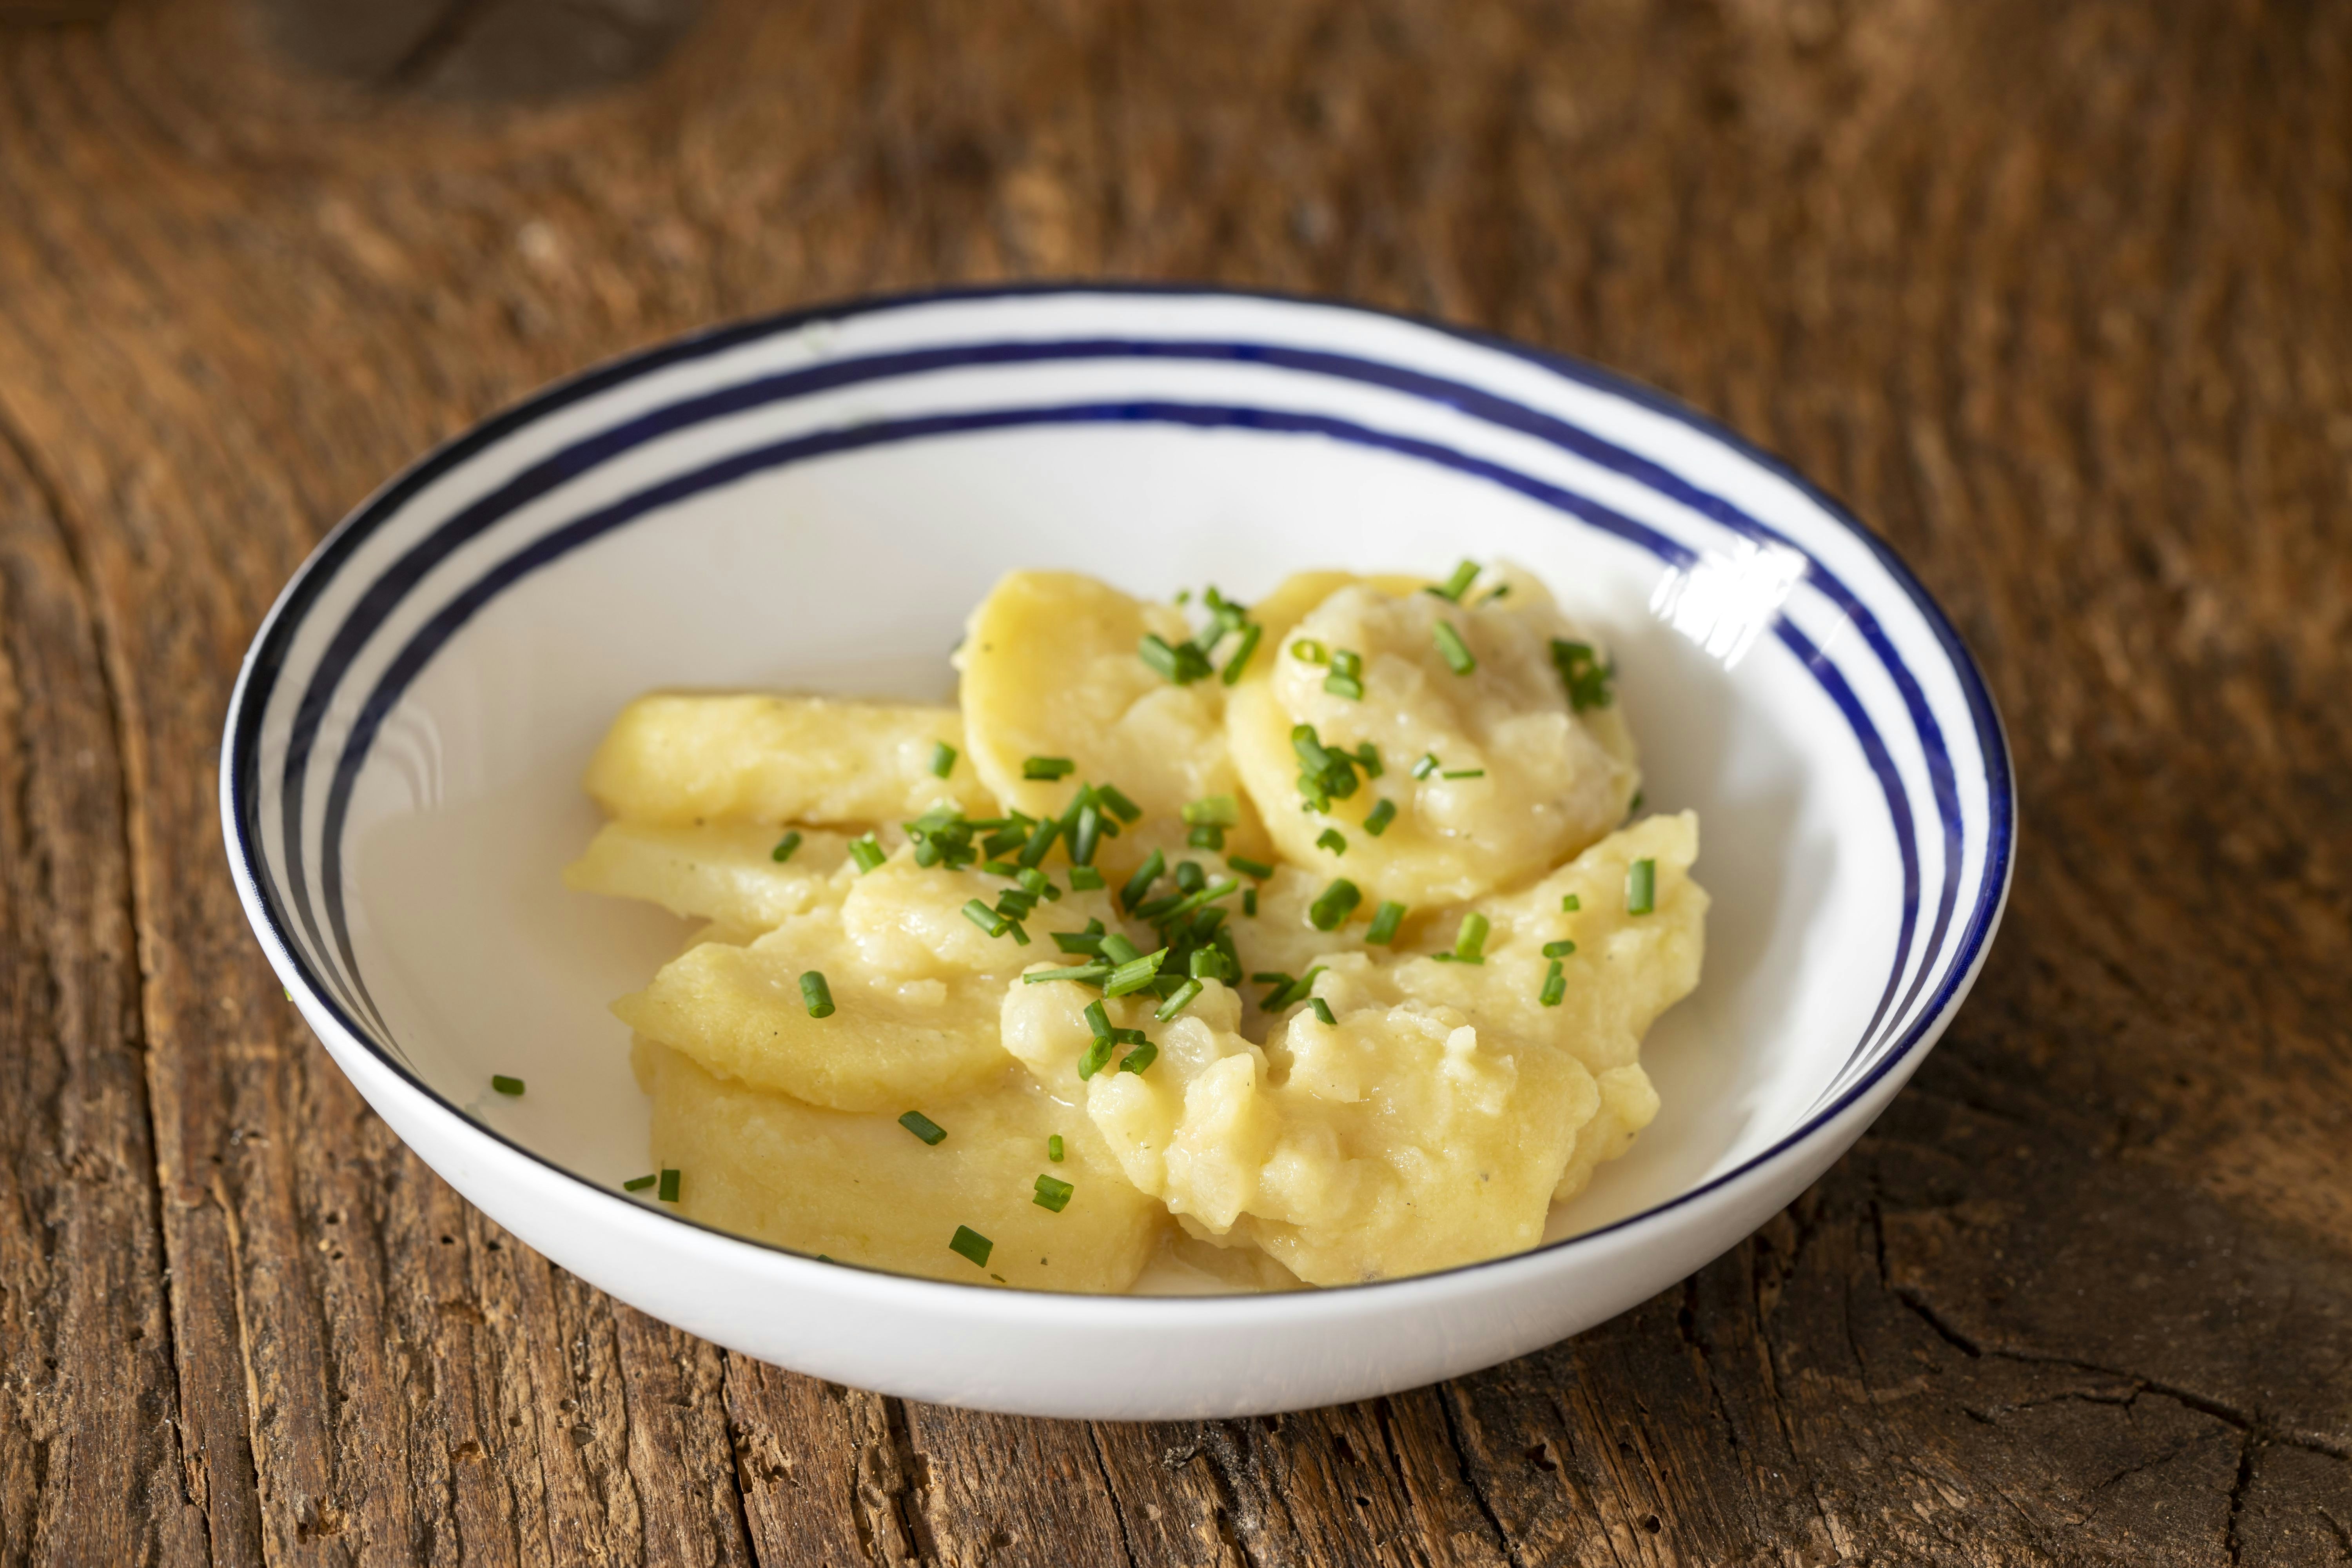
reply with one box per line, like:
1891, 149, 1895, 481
1265, 966, 1327, 1011
848, 833, 887, 874
623, 1173, 657, 1192
1363, 799, 1397, 837
1069, 796, 1103, 867
1561, 893, 1582, 912
1452, 912, 1491, 963
1426, 558, 1480, 602
1023, 964, 1111, 985
1004, 920, 1031, 947
1412, 752, 1441, 779
799, 971, 836, 1016
899, 1110, 948, 1146
1316, 827, 1347, 856
1302, 998, 1335, 1028
1052, 924, 1106, 955
1243, 888, 1258, 916
1353, 743, 1384, 778
1227, 854, 1275, 880
1175, 859, 1207, 893
1016, 810, 1061, 869
981, 817, 1031, 859
1221, 621, 1263, 684
1023, 755, 1075, 781
1289, 638, 1330, 665
491, 1074, 524, 1097
1323, 648, 1364, 701
770, 830, 803, 864
929, 741, 959, 778
962, 898, 1013, 938
995, 888, 1038, 920
1016, 866, 1057, 900
1188, 822, 1226, 850
1118, 850, 1165, 913
1153, 980, 1204, 1020
1118, 1039, 1159, 1074
1367, 900, 1407, 945
1628, 789, 1645, 814
1549, 638, 1615, 712
1441, 768, 1487, 780
1433, 621, 1477, 675
949, 1227, 993, 1268
1083, 1000, 1112, 1037
1308, 878, 1361, 931
658, 1169, 681, 1203
1151, 877, 1239, 926
1189, 946, 1232, 980
1175, 588, 1192, 605
1543, 939, 1578, 958
1103, 948, 1170, 998
1048, 1134, 1065, 1163
1627, 858, 1657, 915
1483, 583, 1512, 603
1096, 784, 1143, 823
1067, 866, 1105, 890
1140, 633, 1214, 684
1182, 795, 1240, 828
1540, 960, 1566, 1007
1078, 1034, 1116, 1078
1100, 933, 1143, 965
1033, 1175, 1074, 1212
981, 859, 1020, 880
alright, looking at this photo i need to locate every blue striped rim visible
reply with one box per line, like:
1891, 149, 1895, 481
224, 283, 2013, 1294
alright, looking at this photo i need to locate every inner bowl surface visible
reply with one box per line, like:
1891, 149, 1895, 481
225, 286, 2011, 1416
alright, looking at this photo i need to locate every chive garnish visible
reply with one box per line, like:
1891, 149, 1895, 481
1265, 966, 1327, 1010
1118, 849, 1165, 913
930, 741, 959, 778
1539, 960, 1566, 1007
1221, 621, 1263, 684
1033, 1175, 1074, 1212
1100, 933, 1143, 965
799, 971, 836, 1017
1316, 827, 1347, 856
1363, 799, 1397, 837
658, 1169, 681, 1203
1323, 649, 1364, 700
949, 1227, 993, 1268
1118, 1039, 1159, 1074
1175, 860, 1207, 894
1227, 854, 1274, 880
1068, 866, 1105, 890
899, 1110, 948, 1145
1048, 1134, 1065, 1163
1154, 980, 1203, 1020
1426, 559, 1480, 602
1103, 949, 1170, 998
1189, 823, 1225, 850
1308, 998, 1338, 1026
963, 899, 1012, 938
623, 1173, 657, 1192
1070, 796, 1103, 866
1549, 638, 1615, 712
1182, 795, 1240, 828
491, 1075, 524, 1096
1441, 768, 1487, 779
1367, 901, 1406, 944
1024, 963, 1111, 985
1433, 621, 1477, 675
1627, 858, 1657, 915
770, 830, 802, 864
1052, 925, 1106, 954
1561, 893, 1582, 912
1289, 638, 1330, 665
847, 833, 887, 874
1096, 784, 1142, 823
1412, 752, 1441, 779
1023, 755, 1075, 780
1354, 743, 1384, 778
1629, 789, 1645, 814
1454, 912, 1491, 962
1483, 583, 1511, 603
1243, 888, 1258, 916
1308, 879, 1361, 931
1140, 633, 1214, 684
1543, 939, 1577, 958
1189, 946, 1232, 980
1016, 810, 1061, 869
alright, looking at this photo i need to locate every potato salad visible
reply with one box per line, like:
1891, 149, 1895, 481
568, 563, 1706, 1291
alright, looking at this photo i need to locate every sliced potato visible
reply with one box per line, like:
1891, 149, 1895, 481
564, 821, 849, 931
584, 694, 993, 826
639, 1041, 1162, 1292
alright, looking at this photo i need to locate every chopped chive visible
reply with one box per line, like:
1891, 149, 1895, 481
1077, 1035, 1116, 1079
1119, 849, 1165, 913
1543, 939, 1578, 958
1561, 893, 1582, 912
1017, 811, 1061, 869
1227, 854, 1275, 880
1291, 724, 1336, 775
1221, 621, 1263, 684
1024, 964, 1111, 985
799, 971, 836, 1017
623, 1173, 658, 1192
1067, 866, 1105, 890
981, 859, 1020, 879
658, 1169, 681, 1203
491, 1074, 524, 1096
1188, 946, 1230, 980
963, 898, 1013, 938
1433, 621, 1477, 675
1412, 752, 1441, 779
1441, 768, 1487, 780
1308, 878, 1361, 931
1330, 649, 1362, 680
1266, 966, 1327, 1011
1017, 866, 1056, 900
1628, 789, 1645, 814
1118, 1040, 1159, 1074
1175, 588, 1192, 605
1154, 979, 1204, 1020
1182, 795, 1241, 828
1426, 558, 1480, 602
949, 1226, 993, 1268
1323, 672, 1364, 700
1243, 887, 1258, 916
1175, 859, 1207, 894
1070, 798, 1103, 866
1316, 827, 1347, 856
930, 740, 959, 778
1103, 949, 1170, 998
1140, 633, 1213, 684
1483, 583, 1512, 603
1308, 997, 1337, 1026
899, 1110, 948, 1146
1549, 638, 1615, 712
981, 820, 1030, 859
1627, 858, 1657, 915
1540, 960, 1566, 1007
1048, 1134, 1065, 1163
1051, 929, 1105, 955
1289, 638, 1330, 665
848, 833, 886, 874
1033, 1175, 1074, 1212
1363, 799, 1397, 837
770, 830, 803, 863
1452, 912, 1491, 963
1005, 920, 1031, 947
1353, 743, 1384, 778
1083, 1000, 1112, 1037
1096, 784, 1142, 823
1188, 822, 1226, 850
1100, 933, 1143, 965
1023, 755, 1075, 781
1252, 969, 1292, 986
1155, 878, 1240, 925
1367, 900, 1407, 945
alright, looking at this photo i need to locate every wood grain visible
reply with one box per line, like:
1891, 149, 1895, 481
0, 0, 2347, 1561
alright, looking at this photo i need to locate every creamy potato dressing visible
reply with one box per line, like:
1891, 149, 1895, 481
569, 565, 1705, 1292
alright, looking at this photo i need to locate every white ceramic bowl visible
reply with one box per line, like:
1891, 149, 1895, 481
223, 286, 2013, 1419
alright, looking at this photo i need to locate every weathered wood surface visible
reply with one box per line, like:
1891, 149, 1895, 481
0, 0, 2347, 1561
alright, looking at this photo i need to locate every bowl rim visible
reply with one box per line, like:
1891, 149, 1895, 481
221, 279, 2016, 1307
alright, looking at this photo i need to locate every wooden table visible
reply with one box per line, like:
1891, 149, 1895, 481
3, 2, 2347, 1561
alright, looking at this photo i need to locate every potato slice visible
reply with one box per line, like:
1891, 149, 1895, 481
564, 821, 849, 931
1227, 573, 1638, 905
639, 1041, 1162, 1292
584, 694, 993, 826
